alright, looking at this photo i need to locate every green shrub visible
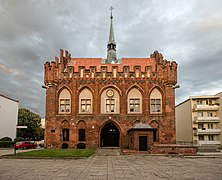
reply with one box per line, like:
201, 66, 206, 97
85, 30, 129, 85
15, 137, 25, 141
0, 141, 14, 148
0, 137, 12, 141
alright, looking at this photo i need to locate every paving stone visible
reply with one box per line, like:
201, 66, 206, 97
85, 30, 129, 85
1, 149, 222, 179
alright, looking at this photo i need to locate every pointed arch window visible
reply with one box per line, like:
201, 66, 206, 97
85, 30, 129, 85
79, 88, 93, 113
59, 89, 71, 113
101, 88, 120, 114
127, 88, 142, 114
150, 88, 162, 113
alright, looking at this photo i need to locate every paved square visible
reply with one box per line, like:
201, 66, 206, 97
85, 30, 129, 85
0, 154, 222, 179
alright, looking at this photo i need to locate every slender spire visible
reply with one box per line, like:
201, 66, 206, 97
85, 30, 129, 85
106, 6, 117, 64
108, 6, 115, 45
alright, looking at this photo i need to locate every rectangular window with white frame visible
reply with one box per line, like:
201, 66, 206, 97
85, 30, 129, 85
80, 99, 91, 113
129, 98, 140, 112
106, 98, 115, 113
151, 99, 161, 113
60, 99, 70, 112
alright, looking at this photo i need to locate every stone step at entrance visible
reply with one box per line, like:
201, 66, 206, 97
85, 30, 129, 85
95, 147, 121, 156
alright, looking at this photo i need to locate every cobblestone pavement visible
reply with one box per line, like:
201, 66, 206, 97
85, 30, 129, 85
0, 150, 222, 179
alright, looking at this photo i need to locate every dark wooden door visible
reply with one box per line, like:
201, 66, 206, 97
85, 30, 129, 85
139, 136, 148, 151
101, 123, 119, 147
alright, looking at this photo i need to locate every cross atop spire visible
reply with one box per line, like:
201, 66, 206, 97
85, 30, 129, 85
106, 6, 117, 64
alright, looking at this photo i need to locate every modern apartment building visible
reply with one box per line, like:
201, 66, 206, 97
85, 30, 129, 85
176, 92, 221, 149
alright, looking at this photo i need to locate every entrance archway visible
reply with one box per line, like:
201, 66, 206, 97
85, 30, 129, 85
100, 122, 120, 147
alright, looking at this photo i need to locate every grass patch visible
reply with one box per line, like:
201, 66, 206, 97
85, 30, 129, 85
14, 148, 96, 158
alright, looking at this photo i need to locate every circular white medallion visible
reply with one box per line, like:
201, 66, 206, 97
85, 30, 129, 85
106, 89, 114, 97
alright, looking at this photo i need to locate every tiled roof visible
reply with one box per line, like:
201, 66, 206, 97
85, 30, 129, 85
132, 122, 152, 129
69, 58, 156, 72
128, 122, 156, 131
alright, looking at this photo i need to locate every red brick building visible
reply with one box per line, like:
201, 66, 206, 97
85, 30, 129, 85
43, 11, 184, 152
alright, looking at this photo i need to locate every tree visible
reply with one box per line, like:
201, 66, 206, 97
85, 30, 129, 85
17, 108, 44, 141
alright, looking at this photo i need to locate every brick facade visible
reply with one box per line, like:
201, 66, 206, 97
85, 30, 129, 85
44, 49, 179, 151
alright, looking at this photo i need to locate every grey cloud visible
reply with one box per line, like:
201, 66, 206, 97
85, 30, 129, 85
0, 0, 222, 117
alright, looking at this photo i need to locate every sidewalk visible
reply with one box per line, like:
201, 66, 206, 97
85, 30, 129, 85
95, 147, 121, 156
195, 151, 222, 157
1, 152, 222, 179
0, 147, 42, 157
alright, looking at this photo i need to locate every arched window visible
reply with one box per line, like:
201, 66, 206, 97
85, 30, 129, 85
79, 88, 93, 113
127, 88, 142, 114
59, 88, 71, 113
150, 88, 162, 113
101, 88, 120, 114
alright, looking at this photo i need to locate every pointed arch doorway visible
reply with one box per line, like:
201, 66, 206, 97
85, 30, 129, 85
100, 122, 120, 147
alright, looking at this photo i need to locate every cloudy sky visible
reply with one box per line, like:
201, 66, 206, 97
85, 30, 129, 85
0, 0, 222, 118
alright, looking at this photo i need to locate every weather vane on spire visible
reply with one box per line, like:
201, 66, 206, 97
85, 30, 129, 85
110, 6, 114, 19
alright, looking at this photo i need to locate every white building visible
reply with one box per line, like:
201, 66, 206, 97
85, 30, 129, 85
176, 92, 221, 150
0, 94, 19, 140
